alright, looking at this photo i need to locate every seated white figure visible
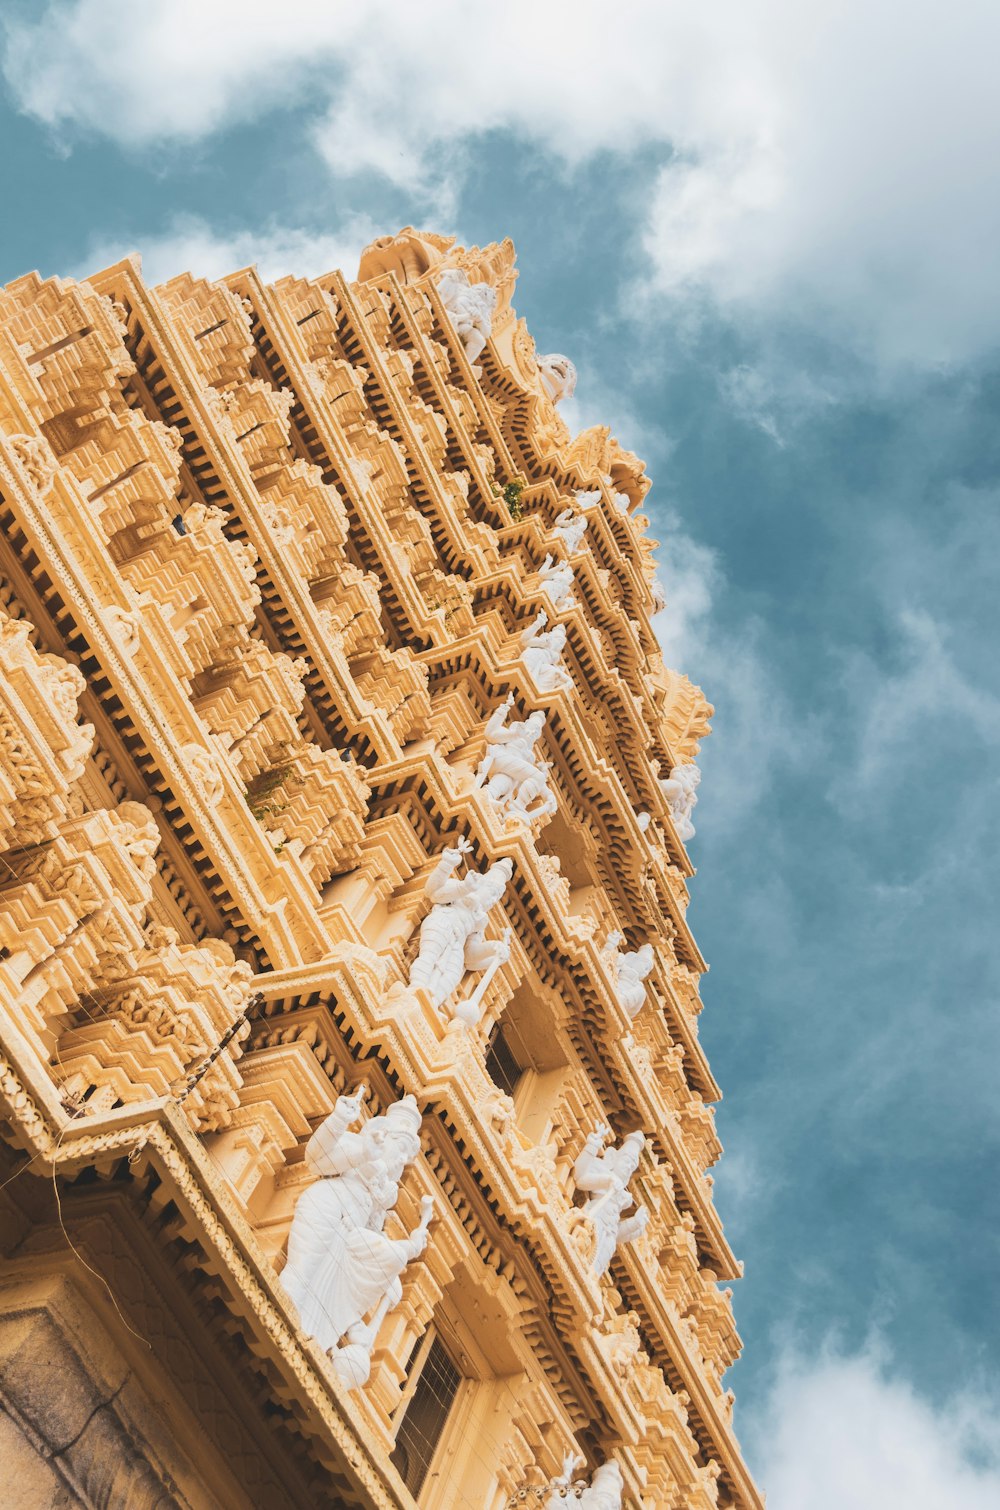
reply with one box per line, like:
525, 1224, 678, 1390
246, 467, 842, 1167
520, 611, 573, 694
553, 506, 589, 555
475, 693, 556, 825
282, 1087, 434, 1388
575, 489, 602, 510
544, 1455, 623, 1510
660, 762, 700, 842
436, 268, 497, 364
538, 553, 575, 609
573, 1125, 649, 1275
409, 837, 513, 1020
601, 931, 654, 1019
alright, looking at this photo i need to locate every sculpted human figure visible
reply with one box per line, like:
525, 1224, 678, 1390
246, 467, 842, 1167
409, 838, 513, 1017
601, 931, 655, 1019
282, 1087, 434, 1387
574, 1125, 649, 1276
660, 762, 700, 842
538, 553, 575, 609
520, 611, 573, 694
436, 268, 497, 364
553, 506, 588, 555
544, 1456, 623, 1509
475, 694, 556, 825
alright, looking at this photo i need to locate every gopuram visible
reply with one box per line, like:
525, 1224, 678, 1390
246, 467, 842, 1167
0, 227, 763, 1509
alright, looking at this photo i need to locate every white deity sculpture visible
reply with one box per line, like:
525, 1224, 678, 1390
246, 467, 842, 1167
574, 1125, 649, 1276
537, 352, 578, 403
651, 576, 667, 614
475, 694, 556, 826
601, 931, 655, 1019
553, 506, 589, 556
409, 837, 513, 1024
282, 1087, 434, 1388
575, 489, 602, 510
538, 553, 575, 609
436, 268, 497, 364
660, 762, 700, 842
544, 1456, 623, 1509
520, 611, 573, 694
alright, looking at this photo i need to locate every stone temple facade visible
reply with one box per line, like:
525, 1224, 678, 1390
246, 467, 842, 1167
0, 228, 763, 1509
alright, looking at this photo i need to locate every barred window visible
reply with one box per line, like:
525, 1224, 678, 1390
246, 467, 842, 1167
484, 1022, 524, 1099
390, 1332, 462, 1497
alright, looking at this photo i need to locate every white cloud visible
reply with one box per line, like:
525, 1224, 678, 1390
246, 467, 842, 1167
73, 214, 377, 287
829, 606, 1000, 805
651, 517, 816, 833
7, 1, 1000, 364
754, 1345, 1000, 1510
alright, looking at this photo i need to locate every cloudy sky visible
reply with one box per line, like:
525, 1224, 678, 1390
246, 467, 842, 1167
3, 2, 998, 1502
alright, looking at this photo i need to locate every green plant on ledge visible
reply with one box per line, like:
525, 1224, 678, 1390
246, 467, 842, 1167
244, 763, 296, 822
502, 480, 524, 522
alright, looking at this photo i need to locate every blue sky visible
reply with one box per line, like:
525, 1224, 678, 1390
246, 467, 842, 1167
3, 3, 998, 1501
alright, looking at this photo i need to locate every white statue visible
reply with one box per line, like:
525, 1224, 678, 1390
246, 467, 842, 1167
282, 1087, 434, 1387
538, 554, 575, 609
601, 931, 655, 1019
475, 694, 556, 826
409, 838, 513, 1023
543, 1456, 623, 1509
577, 1462, 625, 1509
574, 1126, 649, 1276
660, 762, 700, 842
537, 353, 578, 403
520, 611, 573, 694
553, 506, 588, 555
436, 268, 496, 364
575, 489, 602, 510
651, 576, 667, 614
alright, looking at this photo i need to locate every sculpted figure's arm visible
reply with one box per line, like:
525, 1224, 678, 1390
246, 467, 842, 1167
616, 1206, 649, 1245
424, 836, 474, 904
484, 693, 516, 742
464, 923, 512, 973
573, 1125, 611, 1191
304, 1085, 368, 1176
520, 610, 548, 649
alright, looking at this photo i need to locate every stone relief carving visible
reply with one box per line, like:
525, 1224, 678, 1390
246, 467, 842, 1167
538, 554, 575, 610
475, 694, 556, 826
537, 353, 578, 404
601, 931, 655, 1020
553, 506, 588, 556
408, 837, 513, 1025
520, 612, 573, 694
573, 1125, 649, 1275
282, 1086, 434, 1388
660, 762, 700, 842
436, 268, 497, 364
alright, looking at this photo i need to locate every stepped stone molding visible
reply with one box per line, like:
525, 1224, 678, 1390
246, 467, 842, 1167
0, 227, 763, 1509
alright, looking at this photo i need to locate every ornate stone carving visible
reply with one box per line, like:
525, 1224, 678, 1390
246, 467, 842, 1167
436, 268, 497, 364
520, 611, 573, 694
553, 506, 588, 556
282, 1086, 434, 1388
601, 932, 655, 1019
538, 554, 575, 610
475, 694, 556, 826
409, 838, 513, 1023
537, 354, 578, 404
573, 1126, 649, 1275
660, 762, 700, 842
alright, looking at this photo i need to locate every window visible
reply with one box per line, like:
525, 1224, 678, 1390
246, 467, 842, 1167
484, 1022, 523, 1099
390, 1333, 462, 1497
